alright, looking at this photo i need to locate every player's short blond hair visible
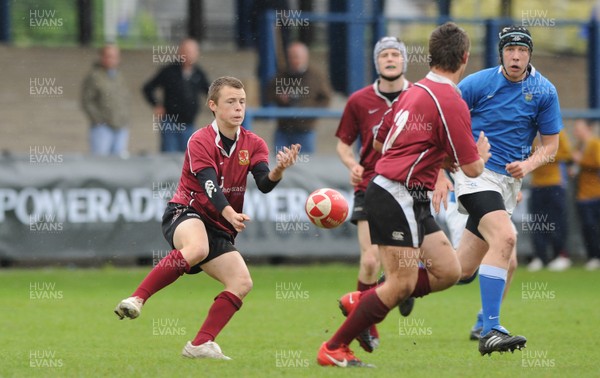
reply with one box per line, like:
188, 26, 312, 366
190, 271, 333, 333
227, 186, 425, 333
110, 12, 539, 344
207, 76, 244, 105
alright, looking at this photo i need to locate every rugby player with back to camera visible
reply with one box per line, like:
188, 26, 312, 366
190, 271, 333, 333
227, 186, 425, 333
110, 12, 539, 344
114, 76, 300, 360
317, 22, 491, 367
335, 35, 414, 354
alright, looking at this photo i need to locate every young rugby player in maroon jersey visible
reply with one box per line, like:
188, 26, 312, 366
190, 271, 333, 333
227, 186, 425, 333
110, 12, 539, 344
318, 22, 490, 367
335, 36, 413, 353
115, 76, 300, 360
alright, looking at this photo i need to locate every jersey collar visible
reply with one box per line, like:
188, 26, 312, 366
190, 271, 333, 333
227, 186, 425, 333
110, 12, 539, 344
425, 71, 461, 95
211, 120, 240, 157
372, 78, 410, 106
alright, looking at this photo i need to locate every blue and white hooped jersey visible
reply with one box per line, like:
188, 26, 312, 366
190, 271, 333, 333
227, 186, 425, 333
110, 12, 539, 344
458, 65, 563, 175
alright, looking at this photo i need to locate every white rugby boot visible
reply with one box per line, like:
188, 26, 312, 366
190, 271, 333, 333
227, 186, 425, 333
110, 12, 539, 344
182, 341, 232, 360
114, 296, 144, 319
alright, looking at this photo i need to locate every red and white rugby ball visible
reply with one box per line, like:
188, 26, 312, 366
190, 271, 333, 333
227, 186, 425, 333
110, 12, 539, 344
305, 188, 349, 229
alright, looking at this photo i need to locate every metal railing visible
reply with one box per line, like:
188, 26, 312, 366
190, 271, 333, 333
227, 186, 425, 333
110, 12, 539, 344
243, 106, 600, 131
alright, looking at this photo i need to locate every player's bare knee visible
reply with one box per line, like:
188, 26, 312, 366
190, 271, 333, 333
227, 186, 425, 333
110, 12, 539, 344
488, 229, 516, 256
235, 276, 253, 298
382, 278, 414, 305
504, 231, 517, 249
394, 283, 414, 305
180, 243, 209, 266
498, 232, 517, 259
460, 265, 479, 280
445, 261, 462, 286
433, 257, 461, 286
360, 252, 379, 276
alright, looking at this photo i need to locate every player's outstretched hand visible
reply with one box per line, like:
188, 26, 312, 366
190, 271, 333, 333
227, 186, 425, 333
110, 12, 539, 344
476, 131, 491, 163
432, 170, 453, 214
276, 144, 301, 170
222, 206, 250, 232
269, 144, 301, 182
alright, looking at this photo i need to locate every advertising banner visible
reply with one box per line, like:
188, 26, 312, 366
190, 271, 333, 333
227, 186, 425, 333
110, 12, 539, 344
0, 154, 357, 261
0, 154, 585, 263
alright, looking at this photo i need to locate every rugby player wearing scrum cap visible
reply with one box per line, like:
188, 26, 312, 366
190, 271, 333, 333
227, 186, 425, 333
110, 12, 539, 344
448, 25, 562, 355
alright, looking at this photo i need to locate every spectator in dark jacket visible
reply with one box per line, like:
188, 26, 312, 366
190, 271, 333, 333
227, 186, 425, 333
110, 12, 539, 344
143, 38, 210, 152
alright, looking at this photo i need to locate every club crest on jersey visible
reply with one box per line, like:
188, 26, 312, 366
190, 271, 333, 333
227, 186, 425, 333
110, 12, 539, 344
238, 150, 250, 165
524, 92, 533, 101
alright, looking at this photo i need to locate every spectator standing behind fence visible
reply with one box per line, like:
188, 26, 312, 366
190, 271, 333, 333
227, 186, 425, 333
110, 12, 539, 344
81, 44, 131, 156
267, 42, 332, 154
526, 130, 574, 272
143, 38, 210, 153
571, 119, 600, 271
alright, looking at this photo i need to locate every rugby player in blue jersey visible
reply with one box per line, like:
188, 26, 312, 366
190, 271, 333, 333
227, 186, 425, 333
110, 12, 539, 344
444, 26, 562, 355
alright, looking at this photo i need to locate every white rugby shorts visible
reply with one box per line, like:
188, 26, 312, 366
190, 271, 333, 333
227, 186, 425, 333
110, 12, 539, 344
452, 168, 522, 216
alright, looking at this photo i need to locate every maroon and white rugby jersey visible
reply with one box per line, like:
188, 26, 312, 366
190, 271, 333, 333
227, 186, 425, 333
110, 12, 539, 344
375, 72, 480, 191
335, 79, 411, 192
171, 120, 269, 236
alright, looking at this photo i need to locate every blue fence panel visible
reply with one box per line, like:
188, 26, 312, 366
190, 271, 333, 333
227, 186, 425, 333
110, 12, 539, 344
258, 12, 598, 112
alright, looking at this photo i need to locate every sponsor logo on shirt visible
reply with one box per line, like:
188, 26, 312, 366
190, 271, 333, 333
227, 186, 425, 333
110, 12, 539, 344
222, 186, 245, 194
